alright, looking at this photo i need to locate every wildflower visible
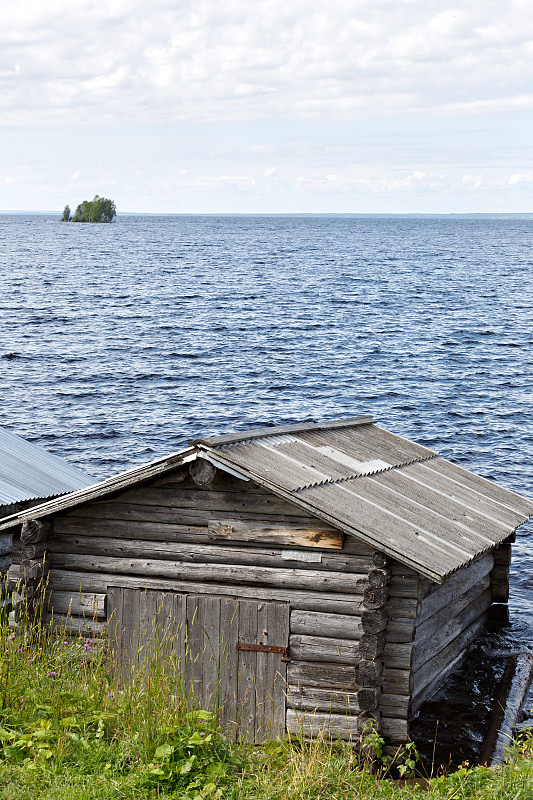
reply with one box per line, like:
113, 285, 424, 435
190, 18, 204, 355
63, 641, 69, 646
47, 671, 56, 677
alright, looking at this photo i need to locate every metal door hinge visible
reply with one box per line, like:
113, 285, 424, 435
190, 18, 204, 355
236, 642, 289, 660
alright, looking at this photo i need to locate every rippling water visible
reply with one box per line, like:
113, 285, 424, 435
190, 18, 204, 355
1, 213, 532, 749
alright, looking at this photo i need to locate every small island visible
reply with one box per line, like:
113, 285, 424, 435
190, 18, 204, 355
62, 195, 116, 223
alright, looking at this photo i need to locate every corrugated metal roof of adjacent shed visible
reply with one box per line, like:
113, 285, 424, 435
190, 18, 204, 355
0, 427, 93, 505
195, 418, 533, 582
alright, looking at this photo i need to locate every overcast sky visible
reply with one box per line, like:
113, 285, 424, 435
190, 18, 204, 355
2, 0, 533, 213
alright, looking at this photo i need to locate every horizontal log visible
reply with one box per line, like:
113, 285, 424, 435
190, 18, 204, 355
286, 686, 362, 714
415, 575, 490, 645
385, 617, 415, 643
290, 611, 363, 640
46, 590, 106, 619
363, 587, 388, 610
49, 552, 367, 594
411, 614, 487, 714
389, 597, 419, 619
368, 569, 391, 588
388, 575, 420, 599
358, 634, 385, 660
289, 635, 360, 665
47, 569, 365, 615
150, 467, 188, 488
0, 555, 11, 575
416, 553, 493, 626
380, 716, 409, 744
355, 659, 382, 688
209, 519, 343, 550
382, 642, 413, 670
21, 542, 47, 561
286, 708, 378, 739
113, 487, 305, 517
372, 551, 390, 569
490, 564, 509, 602
492, 544, 512, 566
357, 687, 381, 712
391, 564, 417, 577
55, 514, 352, 558
361, 609, 388, 634
490, 565, 510, 585
287, 686, 379, 714
383, 744, 407, 759
379, 693, 409, 718
20, 559, 49, 581
287, 661, 357, 690
7, 563, 20, 589
413, 587, 491, 672
49, 533, 371, 575
189, 458, 217, 486
56, 515, 211, 543
0, 534, 13, 557
21, 520, 52, 545
382, 668, 409, 696
153, 469, 260, 492
342, 539, 374, 556
65, 504, 321, 529
419, 577, 434, 600
44, 613, 104, 635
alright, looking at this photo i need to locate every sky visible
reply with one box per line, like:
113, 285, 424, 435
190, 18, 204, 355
2, 0, 533, 214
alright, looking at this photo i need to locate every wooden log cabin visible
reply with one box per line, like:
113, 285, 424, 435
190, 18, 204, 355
2, 416, 533, 748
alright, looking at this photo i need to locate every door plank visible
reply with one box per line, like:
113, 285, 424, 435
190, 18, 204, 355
237, 599, 258, 742
218, 598, 240, 738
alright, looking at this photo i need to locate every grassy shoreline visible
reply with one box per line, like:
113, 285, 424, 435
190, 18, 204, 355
0, 619, 532, 800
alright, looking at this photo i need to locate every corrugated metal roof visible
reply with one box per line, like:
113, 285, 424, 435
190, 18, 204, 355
0, 416, 531, 583
194, 418, 533, 582
0, 427, 93, 505
0, 448, 197, 529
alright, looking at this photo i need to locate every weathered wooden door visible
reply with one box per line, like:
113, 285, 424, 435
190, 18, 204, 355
107, 588, 289, 743
107, 586, 187, 683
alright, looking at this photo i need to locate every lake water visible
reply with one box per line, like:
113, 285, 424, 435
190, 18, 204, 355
1, 213, 532, 759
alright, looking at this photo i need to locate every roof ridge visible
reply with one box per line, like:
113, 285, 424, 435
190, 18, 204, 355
190, 416, 375, 447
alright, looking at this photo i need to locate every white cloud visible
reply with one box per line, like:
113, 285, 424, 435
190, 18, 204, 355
2, 0, 533, 125
508, 171, 533, 185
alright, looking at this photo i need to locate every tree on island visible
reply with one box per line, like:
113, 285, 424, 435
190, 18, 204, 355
62, 195, 116, 223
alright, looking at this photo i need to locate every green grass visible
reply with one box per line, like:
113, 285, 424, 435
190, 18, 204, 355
0, 614, 532, 800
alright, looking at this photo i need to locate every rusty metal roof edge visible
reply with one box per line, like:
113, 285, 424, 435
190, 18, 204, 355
0, 447, 197, 532
189, 415, 376, 447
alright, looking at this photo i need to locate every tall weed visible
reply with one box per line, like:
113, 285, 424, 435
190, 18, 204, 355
0, 596, 532, 799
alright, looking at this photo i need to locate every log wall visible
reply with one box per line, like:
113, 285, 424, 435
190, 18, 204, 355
8, 462, 506, 747
11, 465, 382, 741
410, 552, 494, 716
378, 552, 496, 745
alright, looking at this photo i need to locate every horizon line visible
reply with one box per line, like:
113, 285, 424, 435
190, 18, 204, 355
1, 210, 533, 218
